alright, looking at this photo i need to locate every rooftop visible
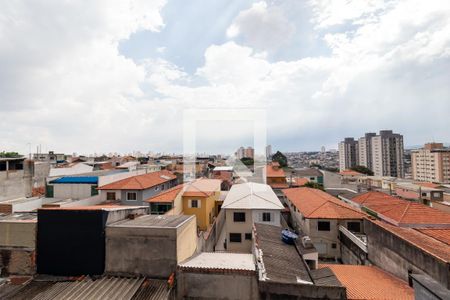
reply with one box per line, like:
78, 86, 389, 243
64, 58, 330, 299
266, 164, 286, 178
98, 170, 176, 190
108, 214, 193, 228
178, 252, 255, 273
320, 264, 414, 300
222, 182, 284, 210
0, 212, 37, 222
146, 184, 185, 203
352, 191, 450, 227
39, 204, 146, 211
254, 223, 313, 284
294, 168, 323, 177
369, 219, 450, 263
213, 166, 233, 171
283, 187, 364, 219
416, 228, 450, 245
49, 176, 98, 184
182, 178, 222, 197
339, 170, 363, 176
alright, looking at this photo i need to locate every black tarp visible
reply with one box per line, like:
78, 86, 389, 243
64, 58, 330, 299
37, 209, 108, 276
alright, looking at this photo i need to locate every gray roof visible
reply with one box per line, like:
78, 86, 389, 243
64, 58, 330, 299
254, 223, 313, 284
222, 182, 284, 210
1, 276, 168, 300
294, 168, 323, 177
109, 214, 193, 228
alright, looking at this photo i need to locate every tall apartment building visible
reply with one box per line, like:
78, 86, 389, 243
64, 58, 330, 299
266, 145, 272, 159
236, 146, 254, 159
236, 147, 245, 159
412, 143, 450, 183
371, 130, 404, 178
358, 133, 376, 170
339, 138, 358, 171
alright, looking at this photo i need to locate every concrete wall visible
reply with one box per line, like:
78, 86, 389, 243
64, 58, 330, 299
105, 215, 195, 278
0, 170, 27, 199
225, 209, 253, 253
0, 221, 36, 248
0, 248, 35, 276
53, 183, 94, 200
105, 207, 148, 225
258, 281, 346, 300
365, 219, 450, 289
176, 271, 259, 300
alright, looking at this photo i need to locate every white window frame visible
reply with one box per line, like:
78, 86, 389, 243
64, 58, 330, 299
189, 199, 201, 208
262, 212, 272, 222
127, 192, 138, 201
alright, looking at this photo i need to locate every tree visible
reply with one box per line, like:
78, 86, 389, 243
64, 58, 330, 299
0, 151, 20, 158
350, 165, 374, 176
272, 151, 288, 168
304, 181, 324, 190
240, 157, 254, 166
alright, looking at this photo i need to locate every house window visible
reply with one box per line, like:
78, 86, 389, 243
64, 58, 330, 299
91, 185, 99, 196
155, 186, 160, 191
106, 192, 116, 201
127, 192, 137, 201
317, 221, 330, 231
262, 212, 271, 222
233, 212, 246, 222
229, 233, 242, 243
245, 233, 252, 240
190, 199, 200, 208
347, 222, 361, 233
331, 243, 337, 249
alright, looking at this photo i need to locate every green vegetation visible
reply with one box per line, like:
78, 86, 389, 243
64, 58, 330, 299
350, 165, 374, 176
304, 181, 325, 190
240, 157, 254, 166
0, 151, 20, 158
272, 151, 288, 167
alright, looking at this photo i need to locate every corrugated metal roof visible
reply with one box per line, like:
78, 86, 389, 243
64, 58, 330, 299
2, 277, 170, 300
50, 176, 98, 184
179, 252, 255, 272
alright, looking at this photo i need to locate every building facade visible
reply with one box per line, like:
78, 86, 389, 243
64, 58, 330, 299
358, 133, 376, 169
412, 143, 450, 183
371, 130, 404, 178
339, 138, 358, 171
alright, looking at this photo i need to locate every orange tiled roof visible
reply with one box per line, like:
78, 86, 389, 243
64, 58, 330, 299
292, 177, 309, 186
370, 219, 450, 262
39, 205, 138, 211
182, 178, 222, 197
339, 170, 363, 176
417, 228, 450, 245
266, 164, 286, 178
98, 170, 176, 190
146, 184, 185, 203
283, 187, 364, 219
352, 191, 450, 226
414, 181, 441, 188
269, 183, 289, 189
320, 264, 414, 300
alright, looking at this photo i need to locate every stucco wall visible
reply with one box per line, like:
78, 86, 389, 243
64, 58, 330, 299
176, 216, 197, 262
53, 183, 94, 200
0, 221, 36, 248
176, 271, 259, 300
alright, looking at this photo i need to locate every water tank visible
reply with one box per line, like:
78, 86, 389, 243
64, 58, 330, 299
301, 236, 314, 249
281, 229, 298, 245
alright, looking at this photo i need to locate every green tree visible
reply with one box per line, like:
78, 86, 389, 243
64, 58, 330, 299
304, 181, 324, 190
240, 157, 254, 166
0, 151, 20, 158
350, 165, 374, 176
272, 151, 288, 168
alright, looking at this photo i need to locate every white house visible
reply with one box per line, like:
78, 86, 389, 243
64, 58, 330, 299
221, 182, 284, 253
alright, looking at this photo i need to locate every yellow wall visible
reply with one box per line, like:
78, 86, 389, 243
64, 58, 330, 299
176, 216, 198, 262
182, 191, 219, 231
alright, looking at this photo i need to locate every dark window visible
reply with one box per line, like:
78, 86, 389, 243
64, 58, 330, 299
229, 233, 242, 243
191, 199, 198, 208
90, 185, 99, 196
331, 243, 337, 249
318, 221, 330, 231
127, 192, 137, 201
233, 212, 246, 222
347, 222, 361, 233
106, 192, 116, 201
245, 233, 252, 240
262, 212, 271, 222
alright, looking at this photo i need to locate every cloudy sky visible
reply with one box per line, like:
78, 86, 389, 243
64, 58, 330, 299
1, 0, 449, 155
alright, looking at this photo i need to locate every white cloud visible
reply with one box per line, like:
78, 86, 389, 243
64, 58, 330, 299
226, 1, 295, 51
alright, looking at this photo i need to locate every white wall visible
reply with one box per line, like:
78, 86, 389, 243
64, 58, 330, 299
53, 184, 93, 200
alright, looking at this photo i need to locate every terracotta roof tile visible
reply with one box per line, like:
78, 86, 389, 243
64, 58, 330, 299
266, 164, 286, 178
370, 219, 450, 262
339, 170, 363, 176
292, 177, 309, 186
283, 187, 364, 219
320, 264, 414, 300
352, 191, 450, 227
182, 178, 221, 197
98, 170, 176, 190
146, 184, 185, 203
417, 228, 450, 245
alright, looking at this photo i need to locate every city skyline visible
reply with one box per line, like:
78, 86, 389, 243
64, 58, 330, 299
1, 0, 449, 154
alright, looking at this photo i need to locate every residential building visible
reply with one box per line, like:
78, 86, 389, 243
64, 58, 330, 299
235, 146, 254, 159
358, 132, 376, 170
236, 146, 245, 159
294, 168, 324, 184
105, 214, 197, 278
146, 184, 185, 215
412, 142, 450, 183
265, 144, 272, 159
371, 130, 404, 178
283, 187, 364, 259
266, 162, 288, 189
339, 138, 358, 171
97, 170, 177, 206
221, 182, 284, 252
181, 178, 221, 231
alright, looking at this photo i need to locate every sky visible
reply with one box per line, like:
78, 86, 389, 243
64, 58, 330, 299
1, 0, 449, 156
